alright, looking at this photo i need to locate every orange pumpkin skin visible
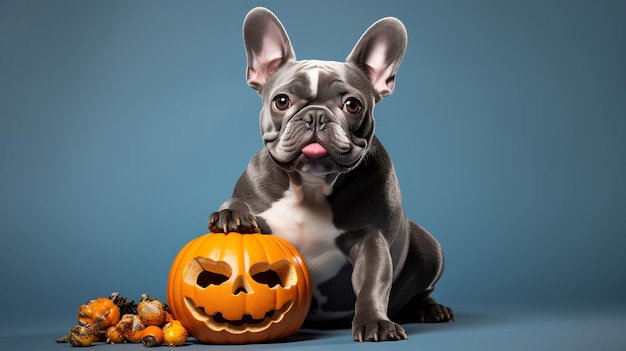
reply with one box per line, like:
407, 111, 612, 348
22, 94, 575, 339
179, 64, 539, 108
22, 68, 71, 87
167, 233, 312, 344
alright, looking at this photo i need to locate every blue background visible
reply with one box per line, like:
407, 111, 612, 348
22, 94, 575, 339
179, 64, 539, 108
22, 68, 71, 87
1, 0, 625, 348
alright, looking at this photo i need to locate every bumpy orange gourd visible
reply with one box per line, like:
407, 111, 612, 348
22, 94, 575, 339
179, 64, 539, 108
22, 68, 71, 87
167, 232, 312, 344
68, 325, 95, 347
137, 298, 167, 326
105, 326, 125, 344
77, 297, 120, 329
116, 313, 145, 343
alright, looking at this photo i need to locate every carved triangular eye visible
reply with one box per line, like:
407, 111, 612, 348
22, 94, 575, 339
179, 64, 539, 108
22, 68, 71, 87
197, 270, 229, 288
250, 261, 296, 288
252, 270, 282, 288
183, 257, 232, 288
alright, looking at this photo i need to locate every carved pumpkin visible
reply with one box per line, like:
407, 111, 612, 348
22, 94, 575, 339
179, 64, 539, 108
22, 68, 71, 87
167, 233, 312, 344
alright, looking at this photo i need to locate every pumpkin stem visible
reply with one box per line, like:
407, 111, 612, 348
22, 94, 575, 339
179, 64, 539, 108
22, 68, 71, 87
140, 293, 157, 303
54, 333, 70, 343
55, 306, 107, 343
109, 292, 171, 315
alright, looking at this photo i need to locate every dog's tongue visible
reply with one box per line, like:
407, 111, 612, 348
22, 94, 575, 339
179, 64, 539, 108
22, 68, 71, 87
302, 143, 328, 158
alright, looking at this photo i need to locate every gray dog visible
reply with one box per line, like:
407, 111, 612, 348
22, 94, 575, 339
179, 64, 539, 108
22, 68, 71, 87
209, 7, 454, 342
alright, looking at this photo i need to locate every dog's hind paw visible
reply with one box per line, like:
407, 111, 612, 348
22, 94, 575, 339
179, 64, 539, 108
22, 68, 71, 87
416, 300, 455, 323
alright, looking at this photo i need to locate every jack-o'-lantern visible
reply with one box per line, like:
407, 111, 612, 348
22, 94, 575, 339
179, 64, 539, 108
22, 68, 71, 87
167, 232, 311, 344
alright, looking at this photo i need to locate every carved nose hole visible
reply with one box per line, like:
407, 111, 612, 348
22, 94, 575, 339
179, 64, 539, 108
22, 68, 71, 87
232, 275, 252, 295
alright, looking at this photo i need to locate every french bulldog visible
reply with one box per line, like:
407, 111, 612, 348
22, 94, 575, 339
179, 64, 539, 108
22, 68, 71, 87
209, 7, 454, 342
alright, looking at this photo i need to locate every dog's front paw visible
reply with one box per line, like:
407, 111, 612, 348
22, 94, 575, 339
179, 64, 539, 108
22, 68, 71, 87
208, 209, 259, 234
352, 318, 408, 342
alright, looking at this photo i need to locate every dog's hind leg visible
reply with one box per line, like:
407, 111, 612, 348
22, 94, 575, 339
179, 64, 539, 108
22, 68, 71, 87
388, 221, 455, 323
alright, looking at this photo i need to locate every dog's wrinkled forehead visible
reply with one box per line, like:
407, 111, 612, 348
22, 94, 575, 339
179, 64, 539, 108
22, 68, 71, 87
264, 60, 376, 102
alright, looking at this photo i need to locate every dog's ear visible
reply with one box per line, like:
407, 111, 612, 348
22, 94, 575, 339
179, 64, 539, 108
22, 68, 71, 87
243, 7, 295, 91
347, 17, 407, 99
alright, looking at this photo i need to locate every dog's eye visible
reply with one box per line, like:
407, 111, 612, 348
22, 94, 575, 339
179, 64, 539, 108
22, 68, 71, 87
343, 98, 363, 114
273, 94, 291, 110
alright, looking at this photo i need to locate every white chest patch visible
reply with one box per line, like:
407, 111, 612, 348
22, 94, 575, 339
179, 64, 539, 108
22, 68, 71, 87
257, 183, 348, 316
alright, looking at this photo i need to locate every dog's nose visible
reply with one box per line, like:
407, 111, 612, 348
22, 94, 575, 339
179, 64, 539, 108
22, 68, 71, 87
304, 110, 329, 131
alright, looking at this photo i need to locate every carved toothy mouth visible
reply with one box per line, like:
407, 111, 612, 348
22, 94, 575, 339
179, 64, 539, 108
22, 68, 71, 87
184, 296, 294, 334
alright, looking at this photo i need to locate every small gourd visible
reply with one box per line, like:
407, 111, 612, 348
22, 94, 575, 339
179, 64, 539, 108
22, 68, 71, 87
77, 297, 120, 329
